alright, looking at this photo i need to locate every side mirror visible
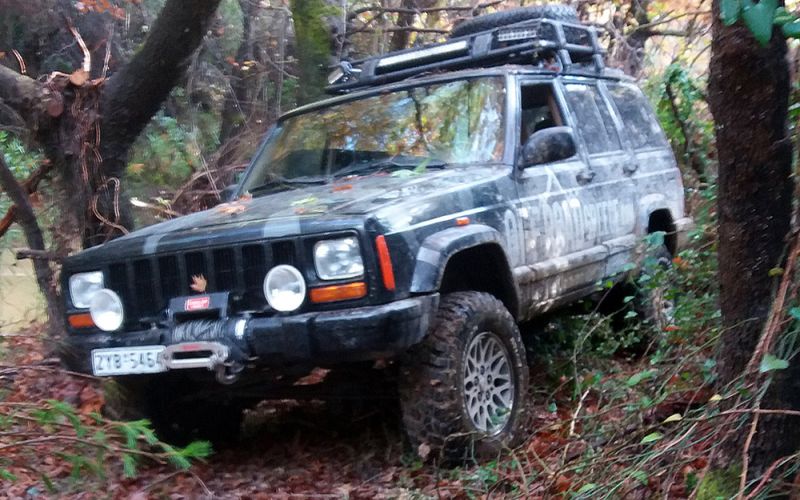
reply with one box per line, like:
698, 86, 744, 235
521, 126, 577, 168
220, 184, 239, 202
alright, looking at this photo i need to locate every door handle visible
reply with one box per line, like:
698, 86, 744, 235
576, 170, 596, 184
623, 164, 639, 174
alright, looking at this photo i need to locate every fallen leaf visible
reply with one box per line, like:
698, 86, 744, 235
217, 202, 247, 215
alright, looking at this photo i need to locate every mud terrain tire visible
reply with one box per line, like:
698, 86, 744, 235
106, 376, 243, 446
450, 5, 579, 38
399, 292, 529, 463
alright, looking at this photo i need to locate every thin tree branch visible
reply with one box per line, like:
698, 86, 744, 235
0, 161, 54, 239
0, 155, 63, 337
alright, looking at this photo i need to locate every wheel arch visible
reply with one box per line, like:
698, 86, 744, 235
638, 194, 678, 256
410, 225, 520, 319
647, 208, 677, 256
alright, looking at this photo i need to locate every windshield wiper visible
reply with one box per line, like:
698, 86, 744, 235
333, 156, 447, 178
248, 175, 327, 196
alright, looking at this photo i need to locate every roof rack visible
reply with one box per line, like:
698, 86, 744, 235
326, 18, 606, 94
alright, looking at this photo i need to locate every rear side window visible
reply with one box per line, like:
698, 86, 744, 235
563, 83, 622, 155
607, 83, 668, 150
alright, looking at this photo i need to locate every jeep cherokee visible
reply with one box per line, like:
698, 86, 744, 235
59, 5, 692, 458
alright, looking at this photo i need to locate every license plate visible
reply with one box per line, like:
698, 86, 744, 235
91, 346, 166, 376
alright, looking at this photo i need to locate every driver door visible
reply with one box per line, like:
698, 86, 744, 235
514, 79, 607, 317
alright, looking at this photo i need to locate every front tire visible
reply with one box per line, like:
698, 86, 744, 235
399, 292, 529, 463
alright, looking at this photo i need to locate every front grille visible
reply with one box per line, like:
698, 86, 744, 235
104, 240, 299, 328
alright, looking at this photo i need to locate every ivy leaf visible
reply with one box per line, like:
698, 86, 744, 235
783, 21, 800, 38
640, 432, 663, 444
742, 0, 778, 46
759, 354, 789, 373
626, 369, 656, 387
721, 0, 742, 25
774, 7, 795, 26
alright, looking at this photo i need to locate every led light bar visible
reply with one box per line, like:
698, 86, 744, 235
497, 27, 539, 42
377, 40, 469, 68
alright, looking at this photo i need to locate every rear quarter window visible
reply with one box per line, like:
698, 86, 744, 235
607, 83, 668, 150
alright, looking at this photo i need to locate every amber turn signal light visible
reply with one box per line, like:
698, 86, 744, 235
68, 313, 95, 329
375, 235, 396, 291
309, 282, 368, 304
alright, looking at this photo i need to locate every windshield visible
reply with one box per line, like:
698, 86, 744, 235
240, 76, 506, 192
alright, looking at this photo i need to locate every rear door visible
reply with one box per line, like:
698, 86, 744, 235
560, 79, 638, 279
604, 82, 684, 245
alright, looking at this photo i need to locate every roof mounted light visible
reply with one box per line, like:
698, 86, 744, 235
376, 40, 469, 69
498, 27, 540, 42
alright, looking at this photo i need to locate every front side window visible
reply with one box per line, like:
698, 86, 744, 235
241, 77, 506, 193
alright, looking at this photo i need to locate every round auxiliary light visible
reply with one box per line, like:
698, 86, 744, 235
89, 289, 124, 332
263, 265, 306, 312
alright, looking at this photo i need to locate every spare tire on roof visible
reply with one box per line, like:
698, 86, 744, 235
450, 4, 580, 39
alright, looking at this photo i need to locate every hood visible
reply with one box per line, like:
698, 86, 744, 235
70, 165, 511, 263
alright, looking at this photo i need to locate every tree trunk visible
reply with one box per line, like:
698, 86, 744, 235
0, 155, 64, 338
87, 0, 222, 247
707, 0, 800, 480
290, 0, 335, 104
220, 0, 258, 144
390, 0, 417, 52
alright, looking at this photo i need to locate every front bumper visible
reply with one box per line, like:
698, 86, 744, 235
60, 294, 439, 374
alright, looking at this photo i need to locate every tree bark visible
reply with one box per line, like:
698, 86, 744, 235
89, 0, 222, 246
708, 0, 800, 479
0, 155, 64, 338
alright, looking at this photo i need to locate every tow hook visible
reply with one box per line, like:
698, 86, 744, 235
159, 341, 242, 384
215, 361, 244, 385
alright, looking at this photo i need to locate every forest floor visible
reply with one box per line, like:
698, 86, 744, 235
0, 323, 712, 499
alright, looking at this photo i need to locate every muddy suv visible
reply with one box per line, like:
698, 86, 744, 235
60, 6, 691, 457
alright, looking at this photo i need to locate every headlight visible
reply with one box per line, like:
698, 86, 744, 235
69, 271, 104, 308
313, 237, 364, 280
263, 265, 306, 312
89, 289, 124, 331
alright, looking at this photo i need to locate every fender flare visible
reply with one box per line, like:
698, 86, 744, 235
409, 224, 520, 315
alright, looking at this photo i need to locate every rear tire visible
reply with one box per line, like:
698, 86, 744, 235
450, 5, 580, 38
398, 292, 529, 463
